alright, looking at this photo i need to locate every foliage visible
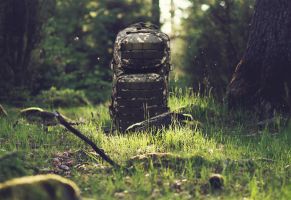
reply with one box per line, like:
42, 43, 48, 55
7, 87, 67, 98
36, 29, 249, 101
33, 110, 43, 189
0, 93, 290, 199
181, 0, 255, 97
0, 0, 259, 104
36, 0, 152, 103
36, 87, 90, 107
0, 0, 154, 104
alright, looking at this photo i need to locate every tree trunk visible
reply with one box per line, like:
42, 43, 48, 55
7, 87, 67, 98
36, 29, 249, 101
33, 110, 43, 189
170, 0, 175, 33
227, 0, 291, 114
151, 0, 160, 27
0, 0, 53, 96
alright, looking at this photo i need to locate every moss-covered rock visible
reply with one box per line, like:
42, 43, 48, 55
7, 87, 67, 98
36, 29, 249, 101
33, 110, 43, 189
0, 174, 82, 200
20, 107, 58, 126
209, 174, 224, 190
19, 107, 79, 126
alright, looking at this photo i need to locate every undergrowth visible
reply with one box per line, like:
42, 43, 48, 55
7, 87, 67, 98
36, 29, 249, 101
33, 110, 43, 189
0, 89, 290, 199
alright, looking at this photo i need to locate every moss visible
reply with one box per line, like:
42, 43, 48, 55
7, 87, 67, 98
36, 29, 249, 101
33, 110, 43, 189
0, 174, 81, 200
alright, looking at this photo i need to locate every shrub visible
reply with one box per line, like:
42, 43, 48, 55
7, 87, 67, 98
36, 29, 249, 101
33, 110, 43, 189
36, 87, 90, 107
2, 87, 32, 106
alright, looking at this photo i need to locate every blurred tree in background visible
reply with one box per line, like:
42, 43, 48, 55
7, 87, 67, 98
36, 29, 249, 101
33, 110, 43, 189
0, 0, 54, 104
151, 0, 160, 27
180, 0, 254, 98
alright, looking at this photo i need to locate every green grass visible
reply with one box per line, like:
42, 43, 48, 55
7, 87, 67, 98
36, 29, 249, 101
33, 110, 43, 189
0, 89, 290, 199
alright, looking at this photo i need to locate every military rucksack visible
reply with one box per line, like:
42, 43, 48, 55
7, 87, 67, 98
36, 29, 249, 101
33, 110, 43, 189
110, 22, 171, 132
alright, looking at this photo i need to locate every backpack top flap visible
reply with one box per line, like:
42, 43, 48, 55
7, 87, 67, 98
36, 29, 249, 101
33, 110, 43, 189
113, 23, 170, 72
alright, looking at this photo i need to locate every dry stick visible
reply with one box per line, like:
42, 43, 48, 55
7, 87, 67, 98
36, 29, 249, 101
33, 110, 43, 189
55, 111, 121, 169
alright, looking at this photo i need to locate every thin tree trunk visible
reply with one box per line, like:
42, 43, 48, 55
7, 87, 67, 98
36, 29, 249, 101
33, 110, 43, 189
227, 0, 291, 114
151, 0, 160, 27
170, 0, 175, 33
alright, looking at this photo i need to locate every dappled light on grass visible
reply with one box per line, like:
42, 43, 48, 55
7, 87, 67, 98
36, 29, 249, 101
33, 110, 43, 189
0, 93, 290, 199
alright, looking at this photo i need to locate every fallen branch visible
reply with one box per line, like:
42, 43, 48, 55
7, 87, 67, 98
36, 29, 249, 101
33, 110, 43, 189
55, 111, 121, 169
0, 104, 8, 117
126, 112, 193, 132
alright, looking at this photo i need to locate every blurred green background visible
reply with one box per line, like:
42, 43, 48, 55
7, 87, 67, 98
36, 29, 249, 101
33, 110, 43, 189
0, 0, 255, 106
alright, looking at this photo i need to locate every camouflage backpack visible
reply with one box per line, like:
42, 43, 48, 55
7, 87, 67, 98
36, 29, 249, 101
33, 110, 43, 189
110, 22, 171, 132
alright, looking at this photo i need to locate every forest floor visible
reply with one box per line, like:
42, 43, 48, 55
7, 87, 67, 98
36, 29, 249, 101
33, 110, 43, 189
0, 90, 291, 199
